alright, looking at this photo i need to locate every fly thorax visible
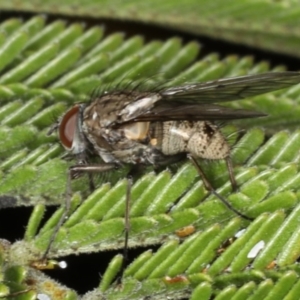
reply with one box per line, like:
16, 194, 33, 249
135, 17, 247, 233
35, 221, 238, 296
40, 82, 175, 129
158, 121, 230, 160
119, 94, 160, 121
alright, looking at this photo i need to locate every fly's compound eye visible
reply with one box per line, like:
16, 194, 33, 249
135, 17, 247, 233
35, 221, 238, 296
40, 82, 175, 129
59, 105, 79, 150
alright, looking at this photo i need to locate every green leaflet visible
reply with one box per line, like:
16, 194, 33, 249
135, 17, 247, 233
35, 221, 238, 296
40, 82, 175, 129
2, 0, 300, 57
0, 12, 300, 300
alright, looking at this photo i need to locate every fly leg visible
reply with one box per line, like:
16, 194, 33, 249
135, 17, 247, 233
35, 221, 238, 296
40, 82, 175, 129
42, 163, 116, 260
0, 288, 32, 298
88, 173, 95, 192
225, 156, 237, 191
117, 165, 144, 282
116, 176, 132, 284
187, 154, 252, 220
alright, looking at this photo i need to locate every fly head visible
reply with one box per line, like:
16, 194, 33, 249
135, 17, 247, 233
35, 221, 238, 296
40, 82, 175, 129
57, 104, 89, 159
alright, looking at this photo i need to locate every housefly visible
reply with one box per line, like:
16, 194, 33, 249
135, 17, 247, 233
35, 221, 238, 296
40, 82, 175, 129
44, 71, 300, 260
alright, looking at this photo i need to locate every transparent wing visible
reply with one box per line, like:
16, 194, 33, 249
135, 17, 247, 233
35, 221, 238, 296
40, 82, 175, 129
161, 72, 300, 103
131, 103, 266, 122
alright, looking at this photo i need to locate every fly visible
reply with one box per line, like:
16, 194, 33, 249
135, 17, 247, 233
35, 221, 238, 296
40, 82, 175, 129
44, 71, 300, 264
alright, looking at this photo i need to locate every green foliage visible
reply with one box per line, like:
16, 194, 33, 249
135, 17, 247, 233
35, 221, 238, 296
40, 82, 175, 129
0, 6, 299, 300
2, 1, 300, 56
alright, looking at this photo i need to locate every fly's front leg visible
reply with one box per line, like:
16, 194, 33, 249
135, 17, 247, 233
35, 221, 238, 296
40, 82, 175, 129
0, 288, 33, 298
88, 173, 95, 191
116, 176, 132, 283
43, 163, 116, 259
124, 177, 132, 257
117, 165, 144, 282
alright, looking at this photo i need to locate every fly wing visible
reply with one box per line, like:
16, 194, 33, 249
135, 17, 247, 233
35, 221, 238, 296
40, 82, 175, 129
130, 103, 266, 122
161, 72, 300, 103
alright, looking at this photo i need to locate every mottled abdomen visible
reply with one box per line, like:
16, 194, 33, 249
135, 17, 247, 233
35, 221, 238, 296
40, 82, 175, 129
153, 121, 230, 160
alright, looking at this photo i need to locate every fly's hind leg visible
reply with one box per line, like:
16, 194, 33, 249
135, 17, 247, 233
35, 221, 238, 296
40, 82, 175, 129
0, 287, 33, 298
187, 154, 252, 221
225, 156, 238, 191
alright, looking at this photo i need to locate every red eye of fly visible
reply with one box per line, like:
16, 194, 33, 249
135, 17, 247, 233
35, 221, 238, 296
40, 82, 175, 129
59, 105, 79, 150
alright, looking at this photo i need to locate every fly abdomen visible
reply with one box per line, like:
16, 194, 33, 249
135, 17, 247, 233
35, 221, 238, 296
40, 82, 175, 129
157, 121, 230, 160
